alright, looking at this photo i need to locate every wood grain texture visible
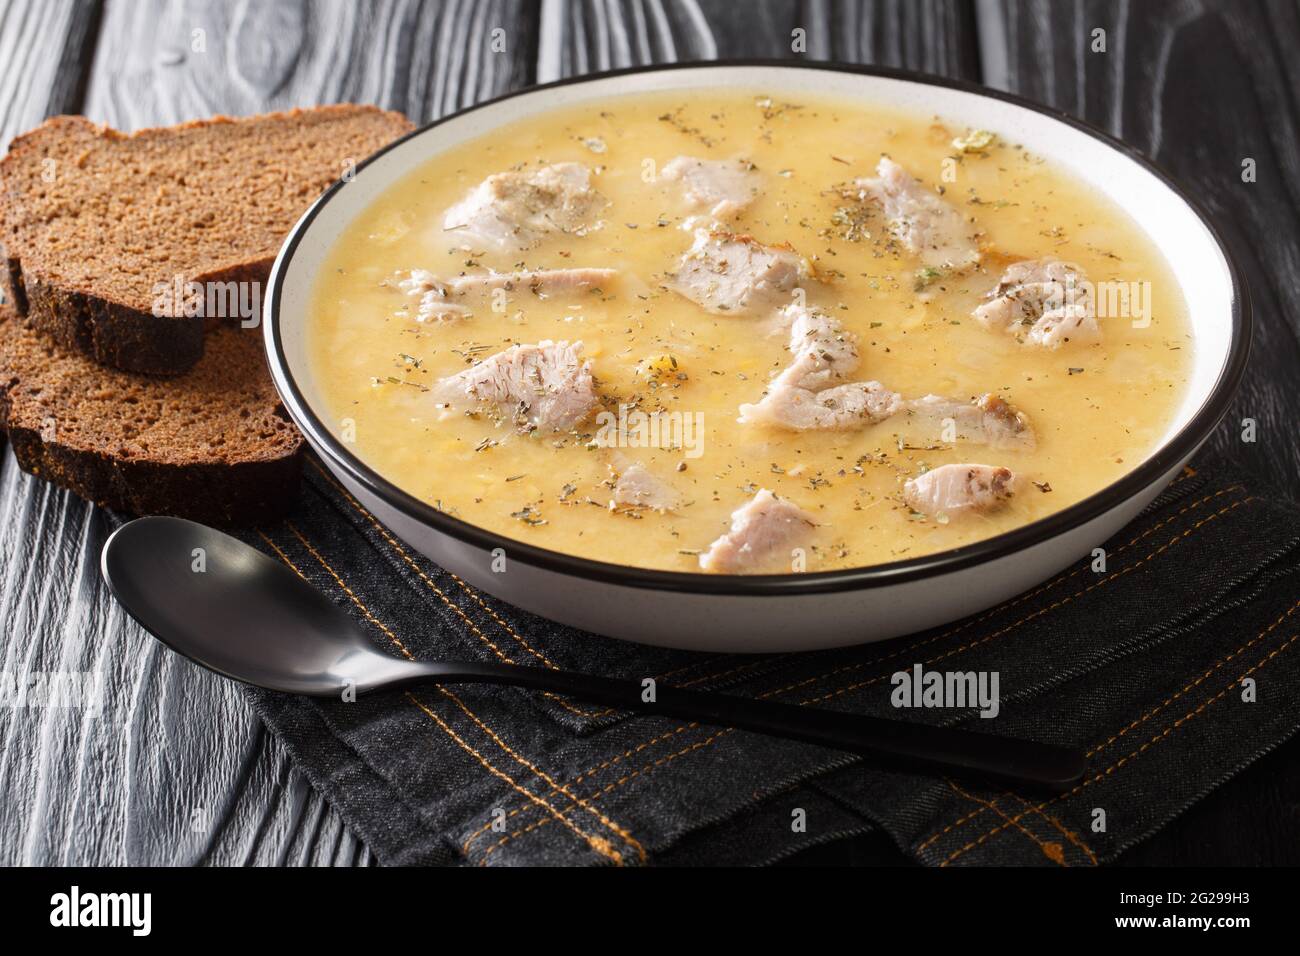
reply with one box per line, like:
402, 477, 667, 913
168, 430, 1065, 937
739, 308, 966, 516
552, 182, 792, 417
539, 0, 979, 79
0, 0, 536, 865
0, 0, 100, 150
3, 0, 1295, 867
85, 0, 537, 126
978, 0, 1300, 492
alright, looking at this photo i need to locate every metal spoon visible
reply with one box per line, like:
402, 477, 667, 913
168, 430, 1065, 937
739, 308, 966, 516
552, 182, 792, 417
100, 516, 1086, 791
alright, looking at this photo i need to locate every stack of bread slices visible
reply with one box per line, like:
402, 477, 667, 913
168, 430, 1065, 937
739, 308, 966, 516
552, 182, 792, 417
0, 105, 413, 524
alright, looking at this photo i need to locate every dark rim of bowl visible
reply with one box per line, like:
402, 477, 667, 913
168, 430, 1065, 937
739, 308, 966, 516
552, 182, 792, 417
265, 59, 1252, 597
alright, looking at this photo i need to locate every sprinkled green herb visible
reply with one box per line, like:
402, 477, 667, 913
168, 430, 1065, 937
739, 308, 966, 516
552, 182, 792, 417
510, 504, 547, 526
914, 266, 946, 292
829, 204, 872, 242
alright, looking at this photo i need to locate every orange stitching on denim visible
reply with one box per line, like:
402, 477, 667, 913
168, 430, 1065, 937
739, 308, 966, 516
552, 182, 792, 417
941, 628, 1300, 866
258, 529, 623, 863
462, 656, 779, 851
1087, 599, 1300, 758
436, 685, 647, 864
272, 523, 643, 864
461, 722, 699, 854
405, 692, 624, 864
447, 567, 757, 686
1004, 791, 1098, 866
481, 490, 1252, 848
921, 597, 1300, 855
477, 727, 732, 864
914, 804, 990, 853
944, 781, 1066, 866
443, 570, 562, 662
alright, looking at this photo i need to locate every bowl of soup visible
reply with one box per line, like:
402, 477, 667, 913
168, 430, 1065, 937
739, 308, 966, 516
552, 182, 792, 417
264, 62, 1249, 651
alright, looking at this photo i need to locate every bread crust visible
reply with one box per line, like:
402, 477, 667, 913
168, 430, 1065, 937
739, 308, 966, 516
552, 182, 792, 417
2, 421, 303, 526
0, 106, 413, 375
20, 270, 205, 375
0, 307, 305, 526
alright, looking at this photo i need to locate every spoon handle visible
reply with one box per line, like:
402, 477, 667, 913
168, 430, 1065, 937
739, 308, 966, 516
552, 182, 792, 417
403, 660, 1086, 791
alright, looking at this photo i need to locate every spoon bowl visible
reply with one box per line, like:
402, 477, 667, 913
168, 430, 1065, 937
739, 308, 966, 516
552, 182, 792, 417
101, 516, 408, 695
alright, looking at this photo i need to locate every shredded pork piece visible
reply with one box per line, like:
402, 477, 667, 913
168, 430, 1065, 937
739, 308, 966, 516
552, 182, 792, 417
739, 304, 903, 430
903, 463, 1019, 517
662, 156, 762, 219
432, 340, 598, 433
611, 462, 679, 512
900, 393, 1036, 451
699, 489, 817, 573
854, 156, 980, 270
972, 257, 1099, 348
442, 162, 607, 251
666, 230, 801, 315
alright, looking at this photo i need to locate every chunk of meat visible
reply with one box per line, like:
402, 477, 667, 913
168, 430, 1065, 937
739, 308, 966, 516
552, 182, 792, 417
742, 379, 904, 431
782, 303, 860, 387
662, 156, 762, 219
739, 304, 903, 430
611, 463, 678, 512
667, 230, 801, 315
972, 257, 1099, 348
698, 489, 817, 574
854, 157, 980, 270
445, 268, 617, 296
442, 162, 607, 251
398, 269, 474, 323
903, 464, 1019, 517
398, 267, 617, 323
432, 340, 598, 432
900, 393, 1036, 451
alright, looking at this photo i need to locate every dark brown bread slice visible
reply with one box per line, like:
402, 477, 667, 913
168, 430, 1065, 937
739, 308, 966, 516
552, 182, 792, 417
0, 105, 413, 375
0, 304, 304, 525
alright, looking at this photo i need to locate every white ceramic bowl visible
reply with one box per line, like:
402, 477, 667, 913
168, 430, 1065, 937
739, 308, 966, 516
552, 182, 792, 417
264, 62, 1250, 653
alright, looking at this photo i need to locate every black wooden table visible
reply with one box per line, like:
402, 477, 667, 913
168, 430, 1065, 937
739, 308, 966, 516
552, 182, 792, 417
1, 0, 1296, 866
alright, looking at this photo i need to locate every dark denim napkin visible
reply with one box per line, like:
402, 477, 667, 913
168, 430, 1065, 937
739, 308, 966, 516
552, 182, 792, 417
243, 453, 1300, 866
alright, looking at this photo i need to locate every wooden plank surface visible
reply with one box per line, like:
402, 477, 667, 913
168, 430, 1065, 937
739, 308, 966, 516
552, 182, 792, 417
85, 0, 536, 126
0, 0, 99, 147
2, 0, 1296, 866
539, 0, 979, 79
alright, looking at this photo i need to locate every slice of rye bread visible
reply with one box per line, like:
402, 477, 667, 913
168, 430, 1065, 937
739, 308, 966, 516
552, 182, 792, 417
0, 105, 413, 375
0, 304, 304, 525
